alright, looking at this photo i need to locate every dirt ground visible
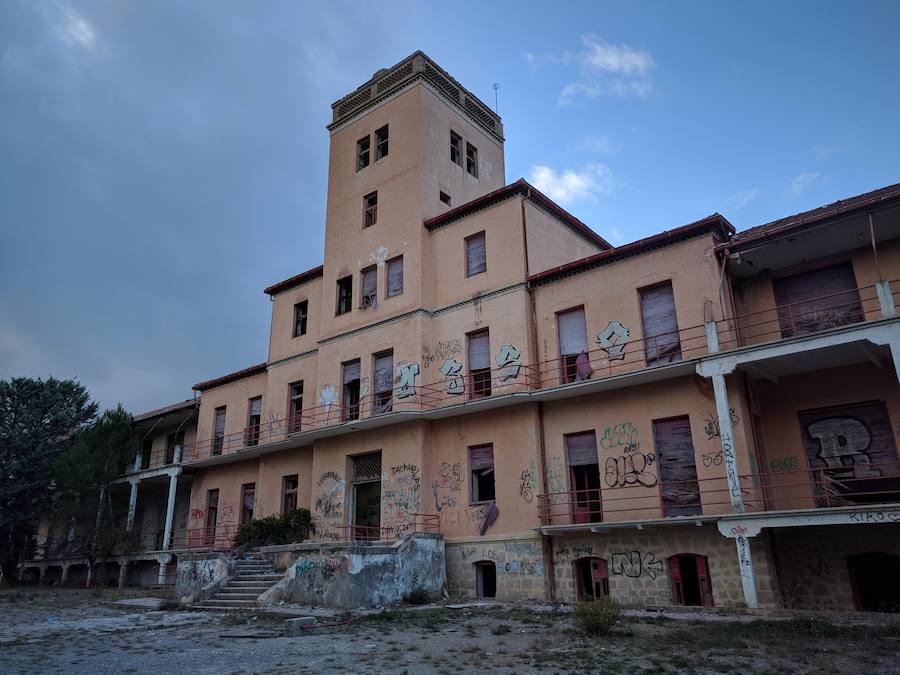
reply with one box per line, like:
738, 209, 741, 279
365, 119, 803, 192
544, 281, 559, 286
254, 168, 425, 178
2, 588, 900, 674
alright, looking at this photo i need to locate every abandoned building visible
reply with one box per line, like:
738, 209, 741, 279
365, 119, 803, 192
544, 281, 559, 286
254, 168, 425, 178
22, 51, 900, 613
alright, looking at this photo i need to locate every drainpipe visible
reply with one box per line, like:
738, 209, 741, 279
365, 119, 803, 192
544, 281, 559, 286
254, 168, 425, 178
537, 401, 556, 602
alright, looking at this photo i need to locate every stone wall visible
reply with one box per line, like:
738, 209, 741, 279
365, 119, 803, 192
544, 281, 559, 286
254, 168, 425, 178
175, 552, 234, 603
445, 536, 548, 600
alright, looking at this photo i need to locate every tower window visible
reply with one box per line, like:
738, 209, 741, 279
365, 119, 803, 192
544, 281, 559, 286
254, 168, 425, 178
356, 136, 370, 171
293, 300, 308, 337
440, 191, 451, 206
466, 142, 478, 178
386, 256, 403, 297
450, 131, 462, 166
375, 125, 389, 160
465, 231, 487, 277
363, 191, 378, 227
336, 276, 353, 315
360, 266, 377, 308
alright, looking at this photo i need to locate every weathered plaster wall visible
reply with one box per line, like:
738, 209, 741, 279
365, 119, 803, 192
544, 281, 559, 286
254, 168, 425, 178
195, 371, 268, 453
523, 199, 604, 276
187, 458, 260, 535
445, 536, 547, 600
255, 445, 314, 518
268, 276, 323, 364
175, 551, 234, 603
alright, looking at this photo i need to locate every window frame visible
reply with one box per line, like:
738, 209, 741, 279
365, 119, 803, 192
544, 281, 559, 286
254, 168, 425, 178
469, 443, 496, 504
240, 482, 255, 525
372, 349, 394, 415
212, 406, 226, 456
363, 191, 378, 228
288, 381, 303, 434
336, 275, 353, 315
375, 125, 389, 160
385, 255, 403, 298
467, 328, 492, 400
246, 396, 262, 447
342, 359, 362, 421
466, 142, 478, 178
465, 231, 487, 277
282, 474, 299, 514
356, 135, 370, 171
360, 265, 377, 308
450, 131, 462, 166
293, 300, 308, 338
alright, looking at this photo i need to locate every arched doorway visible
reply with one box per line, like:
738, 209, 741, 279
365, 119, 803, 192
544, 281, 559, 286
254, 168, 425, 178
574, 557, 609, 601
668, 553, 713, 607
474, 561, 496, 598
848, 552, 900, 612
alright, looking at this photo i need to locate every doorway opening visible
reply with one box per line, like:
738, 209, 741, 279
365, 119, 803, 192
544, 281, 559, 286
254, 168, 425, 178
351, 452, 382, 540
848, 552, 900, 612
574, 557, 609, 600
669, 553, 713, 607
475, 561, 497, 598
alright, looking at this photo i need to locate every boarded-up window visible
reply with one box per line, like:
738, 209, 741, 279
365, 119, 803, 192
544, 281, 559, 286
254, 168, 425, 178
654, 416, 700, 517
799, 400, 900, 505
386, 256, 403, 297
566, 432, 598, 466
360, 266, 377, 308
772, 262, 863, 338
373, 351, 393, 415
640, 281, 682, 366
470, 444, 495, 502
465, 231, 487, 277
468, 329, 491, 398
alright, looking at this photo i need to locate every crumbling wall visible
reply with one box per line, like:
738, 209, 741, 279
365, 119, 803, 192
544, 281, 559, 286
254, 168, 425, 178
259, 533, 444, 608
445, 537, 547, 600
175, 552, 234, 603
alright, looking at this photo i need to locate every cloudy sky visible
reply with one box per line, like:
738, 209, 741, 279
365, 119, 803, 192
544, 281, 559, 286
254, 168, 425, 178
2, 1, 899, 414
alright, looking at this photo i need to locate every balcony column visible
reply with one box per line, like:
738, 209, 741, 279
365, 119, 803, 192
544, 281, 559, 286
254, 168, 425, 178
875, 279, 896, 317
735, 534, 758, 609
126, 479, 139, 531
711, 372, 745, 513
161, 468, 181, 552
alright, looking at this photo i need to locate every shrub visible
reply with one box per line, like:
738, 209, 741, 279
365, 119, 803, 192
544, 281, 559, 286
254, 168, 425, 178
402, 585, 433, 605
233, 508, 314, 548
573, 597, 623, 637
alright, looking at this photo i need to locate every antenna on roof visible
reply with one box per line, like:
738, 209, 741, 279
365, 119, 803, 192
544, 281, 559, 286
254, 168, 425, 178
492, 83, 499, 113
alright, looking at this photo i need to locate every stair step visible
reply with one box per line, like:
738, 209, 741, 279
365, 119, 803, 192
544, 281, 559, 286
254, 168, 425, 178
214, 592, 260, 599
200, 599, 258, 608
229, 581, 275, 588
234, 575, 282, 582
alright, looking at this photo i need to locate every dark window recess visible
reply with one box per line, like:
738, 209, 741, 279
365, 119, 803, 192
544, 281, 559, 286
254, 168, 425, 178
440, 191, 451, 206
558, 307, 589, 383
655, 417, 701, 517
213, 407, 226, 455
375, 125, 389, 160
288, 381, 303, 434
640, 281, 682, 366
470, 444, 495, 502
363, 191, 378, 227
140, 439, 153, 470
360, 266, 377, 308
336, 276, 353, 315
772, 262, 863, 338
848, 552, 900, 612
352, 452, 382, 540
356, 135, 370, 171
468, 329, 491, 399
165, 430, 184, 465
205, 489, 219, 545
566, 432, 602, 524
465, 231, 487, 277
373, 351, 393, 415
466, 142, 478, 177
575, 557, 610, 600
282, 474, 299, 514
246, 397, 262, 446
475, 561, 496, 598
669, 554, 714, 607
799, 400, 900, 506
293, 300, 308, 338
386, 256, 403, 297
342, 360, 361, 421
450, 131, 462, 166
240, 483, 255, 525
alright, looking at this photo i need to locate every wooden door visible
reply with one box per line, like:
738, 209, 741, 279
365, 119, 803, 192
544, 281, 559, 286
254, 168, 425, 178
654, 417, 701, 517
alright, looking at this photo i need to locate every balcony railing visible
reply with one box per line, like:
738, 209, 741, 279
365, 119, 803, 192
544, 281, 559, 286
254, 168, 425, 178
336, 513, 440, 543
537, 458, 900, 526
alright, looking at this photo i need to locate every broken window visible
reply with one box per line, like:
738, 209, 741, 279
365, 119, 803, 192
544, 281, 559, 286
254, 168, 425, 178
282, 474, 299, 514
465, 231, 486, 277
558, 307, 589, 383
336, 275, 353, 315
212, 407, 226, 455
654, 416, 701, 517
467, 329, 491, 399
342, 359, 361, 421
640, 281, 682, 366
372, 351, 393, 415
363, 191, 378, 227
165, 430, 184, 465
450, 131, 462, 166
470, 444, 495, 502
293, 300, 308, 338
375, 125, 389, 160
356, 135, 370, 171
240, 483, 255, 525
288, 381, 303, 434
575, 557, 610, 600
386, 256, 403, 298
566, 431, 601, 523
466, 141, 478, 178
669, 554, 714, 607
246, 397, 262, 446
360, 266, 377, 308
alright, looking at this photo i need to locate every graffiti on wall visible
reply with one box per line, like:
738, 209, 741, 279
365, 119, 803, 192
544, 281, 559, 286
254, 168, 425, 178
600, 422, 640, 453
519, 459, 537, 503
319, 386, 338, 412
704, 408, 740, 440
596, 320, 630, 362
601, 423, 656, 488
395, 363, 420, 399
422, 340, 462, 369
314, 472, 344, 540
770, 456, 799, 473
383, 463, 421, 535
439, 358, 465, 395
469, 546, 543, 576
806, 416, 880, 478
432, 462, 462, 513
546, 456, 565, 495
495, 344, 522, 382
610, 551, 663, 580
554, 544, 595, 563
702, 450, 723, 468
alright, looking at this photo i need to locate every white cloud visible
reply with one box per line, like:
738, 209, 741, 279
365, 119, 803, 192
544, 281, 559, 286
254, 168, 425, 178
529, 163, 617, 205
558, 82, 602, 106
558, 78, 652, 106
729, 188, 759, 211
790, 172, 821, 193
55, 4, 96, 50
580, 34, 653, 75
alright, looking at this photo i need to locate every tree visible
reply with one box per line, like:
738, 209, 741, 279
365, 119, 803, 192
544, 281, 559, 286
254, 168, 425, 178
0, 377, 98, 582
54, 405, 141, 583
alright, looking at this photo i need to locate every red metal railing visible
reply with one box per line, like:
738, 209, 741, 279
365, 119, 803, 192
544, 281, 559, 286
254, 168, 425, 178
537, 458, 900, 526
337, 513, 441, 543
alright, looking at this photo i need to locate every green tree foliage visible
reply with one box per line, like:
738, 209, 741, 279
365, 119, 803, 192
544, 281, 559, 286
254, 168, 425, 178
0, 377, 98, 581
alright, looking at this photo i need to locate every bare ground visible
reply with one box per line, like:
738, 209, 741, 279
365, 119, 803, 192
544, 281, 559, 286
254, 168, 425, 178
1, 588, 899, 674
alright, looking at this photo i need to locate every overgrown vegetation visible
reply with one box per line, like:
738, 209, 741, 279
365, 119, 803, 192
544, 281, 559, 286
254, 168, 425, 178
233, 508, 314, 548
402, 585, 433, 605
573, 597, 623, 637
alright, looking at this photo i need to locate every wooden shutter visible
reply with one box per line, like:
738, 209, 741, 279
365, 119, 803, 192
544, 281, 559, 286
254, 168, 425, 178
640, 282, 682, 364
697, 556, 714, 607
558, 308, 588, 356
654, 417, 701, 516
387, 257, 403, 297
343, 360, 360, 383
466, 232, 487, 276
373, 353, 393, 393
361, 267, 377, 301
772, 262, 863, 337
668, 556, 684, 604
470, 444, 494, 470
566, 432, 599, 466
468, 331, 491, 370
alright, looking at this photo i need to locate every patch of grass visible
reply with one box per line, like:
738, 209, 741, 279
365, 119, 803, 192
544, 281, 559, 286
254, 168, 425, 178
490, 623, 511, 635
573, 598, 623, 637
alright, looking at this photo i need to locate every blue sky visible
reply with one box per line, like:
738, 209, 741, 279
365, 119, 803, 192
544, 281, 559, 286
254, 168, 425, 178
1, 1, 899, 413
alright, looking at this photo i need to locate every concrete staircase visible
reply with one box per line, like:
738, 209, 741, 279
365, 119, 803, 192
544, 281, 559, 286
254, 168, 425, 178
194, 556, 282, 610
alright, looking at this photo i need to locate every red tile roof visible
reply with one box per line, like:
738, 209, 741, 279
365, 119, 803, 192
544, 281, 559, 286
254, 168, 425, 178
193, 362, 268, 391
424, 178, 612, 250
263, 265, 324, 296
133, 398, 198, 422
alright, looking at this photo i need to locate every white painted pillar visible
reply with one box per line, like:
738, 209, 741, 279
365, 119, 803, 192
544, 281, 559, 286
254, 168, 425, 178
711, 373, 744, 512
161, 470, 179, 551
735, 535, 758, 609
876, 279, 896, 317
118, 560, 128, 588
157, 553, 172, 585
126, 479, 139, 531
705, 321, 720, 353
